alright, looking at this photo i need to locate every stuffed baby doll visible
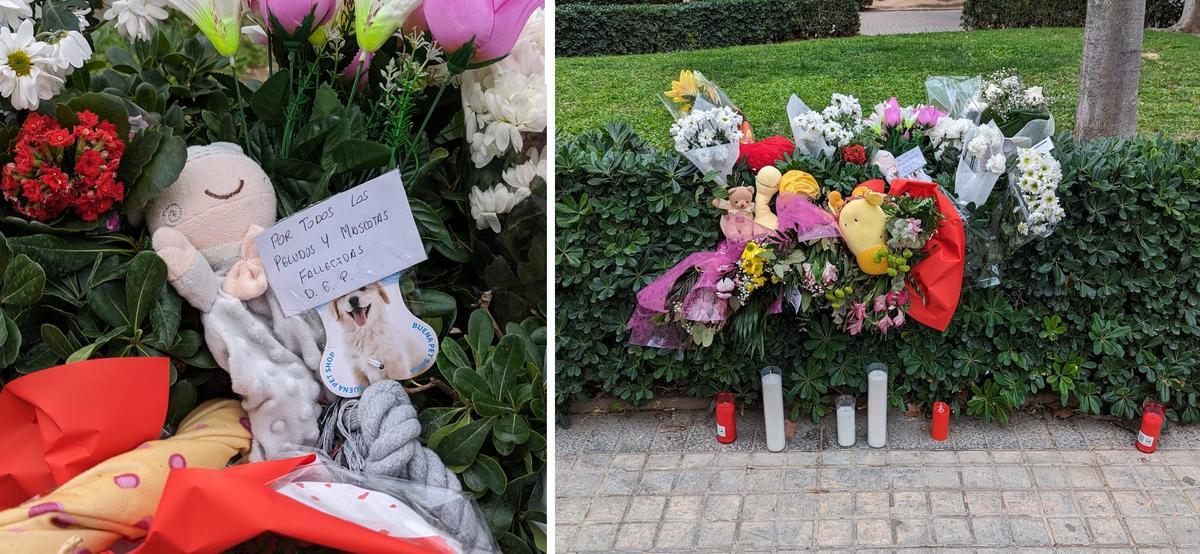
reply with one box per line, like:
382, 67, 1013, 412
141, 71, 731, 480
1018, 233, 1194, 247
147, 143, 323, 461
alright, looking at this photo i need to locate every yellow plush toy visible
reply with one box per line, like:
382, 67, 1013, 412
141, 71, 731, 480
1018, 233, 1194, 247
753, 167, 780, 230
828, 186, 889, 275
779, 170, 820, 204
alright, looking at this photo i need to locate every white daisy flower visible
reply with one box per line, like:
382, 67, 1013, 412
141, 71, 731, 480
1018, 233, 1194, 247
0, 0, 30, 31
43, 30, 91, 72
0, 20, 63, 110
470, 184, 525, 233
103, 0, 170, 41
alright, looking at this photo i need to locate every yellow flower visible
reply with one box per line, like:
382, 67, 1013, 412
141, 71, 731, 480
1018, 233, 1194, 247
741, 242, 767, 261
664, 70, 699, 112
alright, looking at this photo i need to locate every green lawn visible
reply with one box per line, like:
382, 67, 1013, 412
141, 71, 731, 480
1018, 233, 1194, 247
556, 28, 1200, 145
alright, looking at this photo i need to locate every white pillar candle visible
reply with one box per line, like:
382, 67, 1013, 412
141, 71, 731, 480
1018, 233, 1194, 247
835, 394, 856, 447
867, 364, 888, 448
761, 366, 785, 452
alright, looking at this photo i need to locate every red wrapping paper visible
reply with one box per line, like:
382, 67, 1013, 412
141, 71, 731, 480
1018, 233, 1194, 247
858, 178, 965, 331
130, 455, 458, 554
0, 358, 169, 509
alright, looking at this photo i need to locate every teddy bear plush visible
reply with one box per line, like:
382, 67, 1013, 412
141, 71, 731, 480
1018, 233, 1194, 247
146, 142, 323, 462
711, 186, 757, 241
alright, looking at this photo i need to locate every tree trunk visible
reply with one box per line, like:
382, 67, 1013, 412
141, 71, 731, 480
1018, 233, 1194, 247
1172, 0, 1200, 33
1075, 0, 1146, 140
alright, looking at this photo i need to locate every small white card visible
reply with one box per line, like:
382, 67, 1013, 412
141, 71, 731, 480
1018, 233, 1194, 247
894, 147, 931, 180
256, 171, 426, 317
1033, 137, 1055, 154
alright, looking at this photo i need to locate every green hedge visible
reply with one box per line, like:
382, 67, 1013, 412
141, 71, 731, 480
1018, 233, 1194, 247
555, 123, 1200, 425
963, 0, 1183, 30
556, 0, 860, 57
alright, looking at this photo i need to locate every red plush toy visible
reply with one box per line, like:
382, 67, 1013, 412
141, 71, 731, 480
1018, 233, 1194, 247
739, 135, 795, 172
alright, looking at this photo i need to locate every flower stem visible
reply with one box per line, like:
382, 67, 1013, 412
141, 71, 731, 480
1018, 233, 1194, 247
280, 46, 299, 157
229, 57, 249, 150
347, 51, 366, 108
402, 77, 450, 174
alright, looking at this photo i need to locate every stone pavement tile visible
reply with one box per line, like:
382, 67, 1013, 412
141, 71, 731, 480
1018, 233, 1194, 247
1111, 489, 1152, 516
663, 495, 702, 521
1184, 488, 1200, 510
558, 497, 590, 524
894, 518, 931, 546
648, 425, 692, 452
1060, 450, 1096, 465
609, 453, 645, 470
783, 467, 817, 491
558, 454, 577, 471
855, 518, 893, 547
711, 468, 746, 492
931, 517, 972, 545
655, 520, 699, 550
1012, 415, 1056, 449
785, 451, 819, 467
737, 520, 775, 549
1075, 419, 1134, 448
613, 522, 657, 551
624, 495, 666, 522
971, 516, 1013, 546
820, 466, 857, 490
1066, 466, 1105, 488
855, 491, 890, 515
702, 494, 742, 521
858, 450, 888, 466
672, 469, 714, 493
696, 520, 736, 549
740, 493, 778, 520
1031, 465, 1071, 488
644, 453, 680, 469
778, 491, 817, 519
1095, 449, 1151, 465
819, 450, 855, 466
1164, 516, 1200, 546
954, 418, 1019, 449
1039, 488, 1080, 516
989, 450, 1023, 464
714, 452, 751, 468
746, 467, 784, 491
892, 491, 928, 516
995, 466, 1033, 488
1124, 516, 1173, 546
1023, 449, 1061, 465
561, 470, 604, 497
679, 452, 716, 468
577, 453, 614, 471
1172, 464, 1200, 487
817, 491, 854, 516
930, 490, 967, 515
775, 519, 814, 548
586, 495, 629, 522
1101, 465, 1142, 488
1047, 517, 1090, 546
1139, 465, 1178, 489
891, 466, 925, 489
964, 490, 1004, 515
959, 465, 997, 488
556, 524, 577, 552
1074, 490, 1115, 516
600, 470, 638, 496
1047, 422, 1087, 449
637, 470, 674, 494
611, 417, 655, 453
574, 522, 618, 551
1001, 490, 1040, 516
924, 466, 961, 488
750, 451, 786, 466
1008, 516, 1051, 546
1150, 489, 1193, 514
1087, 516, 1130, 545
957, 450, 989, 464
786, 419, 823, 450
815, 518, 854, 546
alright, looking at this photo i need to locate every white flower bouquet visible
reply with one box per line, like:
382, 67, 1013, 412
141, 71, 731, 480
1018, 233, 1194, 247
1009, 144, 1064, 240
671, 104, 744, 186
953, 121, 1007, 208
787, 93, 864, 158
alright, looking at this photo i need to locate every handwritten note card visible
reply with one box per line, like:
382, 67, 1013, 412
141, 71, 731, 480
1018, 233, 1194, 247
255, 170, 426, 316
894, 147, 931, 181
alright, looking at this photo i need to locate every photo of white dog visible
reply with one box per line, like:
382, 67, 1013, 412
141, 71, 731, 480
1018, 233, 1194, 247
317, 274, 439, 396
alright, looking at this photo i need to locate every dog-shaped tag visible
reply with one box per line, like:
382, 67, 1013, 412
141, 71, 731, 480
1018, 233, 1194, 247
317, 273, 439, 397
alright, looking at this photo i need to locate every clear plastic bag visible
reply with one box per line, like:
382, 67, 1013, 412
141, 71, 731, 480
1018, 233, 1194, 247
269, 452, 500, 554
659, 70, 738, 121
1006, 115, 1055, 150
925, 75, 983, 122
952, 121, 1006, 209
787, 95, 834, 158
683, 141, 740, 187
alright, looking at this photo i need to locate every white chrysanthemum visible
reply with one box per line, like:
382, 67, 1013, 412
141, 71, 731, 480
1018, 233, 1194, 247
501, 147, 544, 198
470, 184, 524, 233
103, 0, 169, 40
0, 20, 63, 110
986, 154, 1007, 175
43, 30, 91, 72
0, 0, 30, 30
462, 10, 545, 168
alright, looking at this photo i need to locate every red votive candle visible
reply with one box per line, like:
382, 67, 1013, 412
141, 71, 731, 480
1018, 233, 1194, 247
715, 392, 736, 444
1136, 402, 1164, 453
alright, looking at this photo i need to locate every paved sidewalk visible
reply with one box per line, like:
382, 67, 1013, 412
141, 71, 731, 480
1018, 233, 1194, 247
860, 10, 963, 35
556, 409, 1200, 552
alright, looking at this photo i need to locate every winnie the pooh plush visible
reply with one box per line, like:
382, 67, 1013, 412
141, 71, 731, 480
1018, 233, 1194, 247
147, 142, 323, 462
828, 186, 890, 275
711, 186, 757, 241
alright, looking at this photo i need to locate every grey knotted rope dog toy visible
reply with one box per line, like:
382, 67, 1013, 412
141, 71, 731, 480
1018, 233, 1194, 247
318, 380, 492, 551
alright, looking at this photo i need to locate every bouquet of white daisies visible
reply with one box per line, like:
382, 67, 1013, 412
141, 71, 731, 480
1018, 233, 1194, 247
1009, 145, 1065, 240
787, 93, 865, 158
670, 104, 744, 186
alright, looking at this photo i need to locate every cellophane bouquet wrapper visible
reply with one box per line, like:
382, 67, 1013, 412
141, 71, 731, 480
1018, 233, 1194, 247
787, 95, 835, 158
925, 75, 983, 122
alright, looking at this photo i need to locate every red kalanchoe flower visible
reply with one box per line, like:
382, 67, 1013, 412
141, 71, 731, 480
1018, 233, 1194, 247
842, 144, 867, 165
1, 111, 127, 222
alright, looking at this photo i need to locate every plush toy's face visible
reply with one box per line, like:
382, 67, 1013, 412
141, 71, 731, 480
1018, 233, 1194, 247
830, 187, 889, 275
146, 144, 277, 264
728, 187, 754, 211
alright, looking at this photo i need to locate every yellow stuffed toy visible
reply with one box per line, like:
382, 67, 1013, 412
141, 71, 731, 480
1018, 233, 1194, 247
779, 170, 820, 204
828, 186, 889, 275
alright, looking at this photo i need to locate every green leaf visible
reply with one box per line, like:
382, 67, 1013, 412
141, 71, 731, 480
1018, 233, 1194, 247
165, 380, 198, 429
427, 413, 470, 451
149, 285, 182, 347
0, 313, 19, 367
8, 235, 130, 276
434, 416, 494, 467
472, 392, 512, 418
40, 0, 80, 32
330, 140, 391, 172
123, 131, 187, 211
86, 281, 129, 328
452, 366, 491, 399
489, 335, 525, 403
1, 254, 45, 306
116, 126, 165, 199
0, 237, 11, 276
125, 251, 167, 327
15, 342, 57, 374
493, 414, 530, 445
437, 336, 471, 375
40, 324, 73, 359
462, 454, 507, 494
467, 309, 495, 360
67, 93, 130, 139
250, 70, 290, 125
